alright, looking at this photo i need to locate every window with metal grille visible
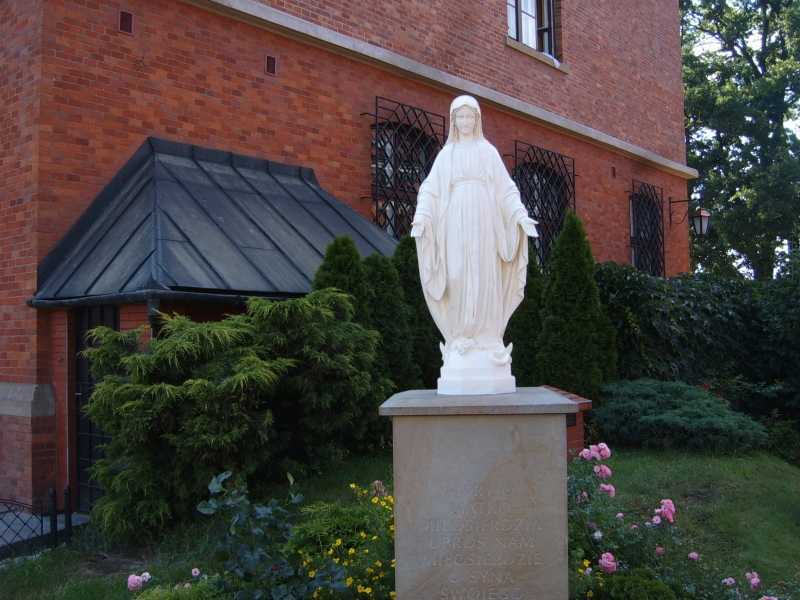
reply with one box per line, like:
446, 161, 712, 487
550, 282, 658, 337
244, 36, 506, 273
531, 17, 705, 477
366, 97, 446, 239
630, 180, 665, 277
512, 140, 575, 267
507, 0, 556, 55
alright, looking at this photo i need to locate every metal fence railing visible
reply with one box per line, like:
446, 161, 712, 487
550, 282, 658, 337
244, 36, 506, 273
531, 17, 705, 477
0, 487, 74, 559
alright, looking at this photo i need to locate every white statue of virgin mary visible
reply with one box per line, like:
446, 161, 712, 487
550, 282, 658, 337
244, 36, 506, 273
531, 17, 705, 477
411, 95, 539, 395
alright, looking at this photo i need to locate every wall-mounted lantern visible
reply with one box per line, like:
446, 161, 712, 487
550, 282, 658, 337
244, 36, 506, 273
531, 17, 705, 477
669, 198, 711, 236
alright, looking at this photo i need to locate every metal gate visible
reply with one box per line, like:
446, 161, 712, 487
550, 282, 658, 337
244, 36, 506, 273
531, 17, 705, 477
74, 306, 118, 513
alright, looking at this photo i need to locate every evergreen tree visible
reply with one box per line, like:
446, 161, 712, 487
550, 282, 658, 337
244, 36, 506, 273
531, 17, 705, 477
505, 242, 545, 386
535, 212, 603, 399
393, 235, 442, 388
596, 302, 619, 383
313, 236, 371, 322
363, 253, 422, 391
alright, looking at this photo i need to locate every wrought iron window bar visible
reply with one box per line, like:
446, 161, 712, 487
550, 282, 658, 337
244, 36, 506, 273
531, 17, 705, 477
512, 140, 575, 267
363, 97, 446, 239
630, 180, 666, 277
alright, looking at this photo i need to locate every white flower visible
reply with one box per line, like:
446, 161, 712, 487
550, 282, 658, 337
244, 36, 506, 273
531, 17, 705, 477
592, 530, 603, 540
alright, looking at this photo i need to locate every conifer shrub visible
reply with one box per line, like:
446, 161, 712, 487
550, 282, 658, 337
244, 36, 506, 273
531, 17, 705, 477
362, 253, 421, 392
594, 379, 768, 452
535, 212, 607, 399
392, 236, 441, 388
505, 242, 545, 386
312, 236, 372, 323
84, 289, 389, 542
595, 570, 677, 600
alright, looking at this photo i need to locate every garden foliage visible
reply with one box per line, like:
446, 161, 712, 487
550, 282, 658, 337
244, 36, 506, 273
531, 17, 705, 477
392, 236, 441, 388
594, 380, 768, 452
196, 472, 347, 599
362, 253, 421, 391
536, 212, 616, 399
84, 289, 390, 541
505, 240, 545, 387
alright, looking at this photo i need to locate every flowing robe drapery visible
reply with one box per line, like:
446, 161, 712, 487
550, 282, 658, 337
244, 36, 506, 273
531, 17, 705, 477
411, 139, 530, 351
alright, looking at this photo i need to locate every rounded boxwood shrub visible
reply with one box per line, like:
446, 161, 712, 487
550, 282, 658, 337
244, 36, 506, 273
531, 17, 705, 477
594, 379, 768, 452
596, 569, 677, 600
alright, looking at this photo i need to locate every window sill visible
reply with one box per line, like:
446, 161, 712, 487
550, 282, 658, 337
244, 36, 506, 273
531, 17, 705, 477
505, 36, 570, 74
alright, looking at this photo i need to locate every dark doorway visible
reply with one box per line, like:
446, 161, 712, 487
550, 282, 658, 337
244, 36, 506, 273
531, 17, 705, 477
74, 306, 118, 513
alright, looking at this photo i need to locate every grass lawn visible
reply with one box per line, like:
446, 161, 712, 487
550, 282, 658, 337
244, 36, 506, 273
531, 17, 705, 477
607, 449, 800, 590
1, 449, 798, 598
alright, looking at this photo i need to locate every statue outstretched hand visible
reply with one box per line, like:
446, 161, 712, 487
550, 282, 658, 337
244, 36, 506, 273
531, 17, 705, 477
520, 216, 539, 238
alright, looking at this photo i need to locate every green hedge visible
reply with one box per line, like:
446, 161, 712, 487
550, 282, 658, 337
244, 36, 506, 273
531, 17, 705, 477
594, 379, 768, 452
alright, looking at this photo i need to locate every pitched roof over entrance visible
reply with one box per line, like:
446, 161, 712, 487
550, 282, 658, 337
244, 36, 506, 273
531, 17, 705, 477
32, 138, 396, 307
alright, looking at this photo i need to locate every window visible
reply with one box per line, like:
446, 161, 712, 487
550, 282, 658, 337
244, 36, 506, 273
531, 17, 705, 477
507, 0, 555, 55
630, 180, 665, 277
512, 140, 575, 267
367, 98, 446, 238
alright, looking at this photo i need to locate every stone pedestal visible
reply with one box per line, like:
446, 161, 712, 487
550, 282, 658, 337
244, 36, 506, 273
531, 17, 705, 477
379, 387, 577, 600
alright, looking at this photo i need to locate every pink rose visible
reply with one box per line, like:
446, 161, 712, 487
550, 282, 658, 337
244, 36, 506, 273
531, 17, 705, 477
688, 552, 699, 561
589, 445, 602, 460
597, 443, 612, 459
615, 512, 625, 519
594, 464, 613, 479
659, 499, 676, 523
655, 546, 665, 556
745, 571, 761, 589
599, 483, 616, 497
722, 577, 736, 587
630, 524, 639, 530
598, 552, 617, 574
579, 448, 593, 460
651, 515, 662, 525
127, 574, 143, 592
191, 567, 201, 578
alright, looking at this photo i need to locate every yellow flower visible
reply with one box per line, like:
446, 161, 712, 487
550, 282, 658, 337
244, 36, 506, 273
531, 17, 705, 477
308, 570, 316, 578
346, 577, 354, 587
335, 538, 342, 546
360, 532, 367, 539
583, 559, 591, 567
375, 560, 382, 567
348, 548, 356, 555
371, 497, 379, 505
391, 559, 396, 567
390, 593, 397, 599
371, 535, 378, 541
363, 549, 369, 554
349, 483, 357, 489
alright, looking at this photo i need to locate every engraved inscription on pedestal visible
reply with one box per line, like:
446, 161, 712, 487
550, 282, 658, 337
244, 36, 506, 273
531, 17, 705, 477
391, 411, 569, 599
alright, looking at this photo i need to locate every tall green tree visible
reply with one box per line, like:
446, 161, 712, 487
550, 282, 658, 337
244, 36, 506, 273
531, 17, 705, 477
313, 236, 372, 321
393, 236, 441, 388
505, 242, 545, 387
682, 0, 800, 279
362, 253, 422, 391
535, 213, 605, 399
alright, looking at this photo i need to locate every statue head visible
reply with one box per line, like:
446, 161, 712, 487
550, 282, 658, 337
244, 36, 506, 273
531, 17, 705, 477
446, 95, 485, 144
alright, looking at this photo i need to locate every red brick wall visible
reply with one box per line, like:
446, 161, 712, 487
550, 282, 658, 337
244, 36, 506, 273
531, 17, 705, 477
35, 0, 689, 275
251, 0, 686, 164
0, 0, 690, 502
0, 0, 43, 385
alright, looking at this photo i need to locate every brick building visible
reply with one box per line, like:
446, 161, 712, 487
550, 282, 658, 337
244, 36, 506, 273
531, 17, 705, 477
0, 0, 696, 508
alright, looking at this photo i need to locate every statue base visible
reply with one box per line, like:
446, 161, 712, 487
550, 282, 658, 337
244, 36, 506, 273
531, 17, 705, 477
437, 344, 515, 395
379, 388, 576, 599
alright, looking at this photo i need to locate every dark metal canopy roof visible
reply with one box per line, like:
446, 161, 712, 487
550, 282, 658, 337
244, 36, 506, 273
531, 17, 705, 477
32, 138, 396, 307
